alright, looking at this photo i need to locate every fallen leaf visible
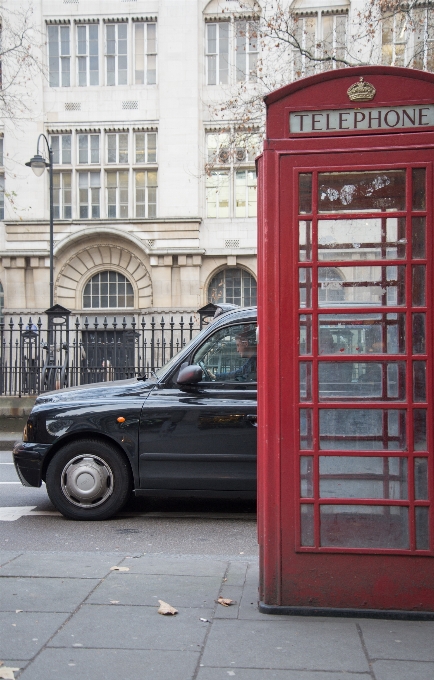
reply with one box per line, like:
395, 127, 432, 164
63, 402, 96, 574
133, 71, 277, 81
109, 600, 120, 604
157, 600, 178, 616
0, 665, 20, 680
110, 566, 129, 572
217, 597, 236, 607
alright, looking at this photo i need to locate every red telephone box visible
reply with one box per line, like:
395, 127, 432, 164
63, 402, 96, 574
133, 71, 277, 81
257, 66, 434, 617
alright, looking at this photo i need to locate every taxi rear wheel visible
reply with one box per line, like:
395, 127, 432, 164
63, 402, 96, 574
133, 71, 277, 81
46, 439, 132, 520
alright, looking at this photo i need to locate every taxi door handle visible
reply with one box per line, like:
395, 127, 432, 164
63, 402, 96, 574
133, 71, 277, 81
246, 414, 257, 427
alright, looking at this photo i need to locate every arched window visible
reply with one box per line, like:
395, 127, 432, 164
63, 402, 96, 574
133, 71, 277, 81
83, 271, 134, 309
208, 268, 257, 307
318, 267, 345, 305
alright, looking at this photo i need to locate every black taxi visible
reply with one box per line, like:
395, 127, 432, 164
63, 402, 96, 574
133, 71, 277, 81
13, 306, 257, 520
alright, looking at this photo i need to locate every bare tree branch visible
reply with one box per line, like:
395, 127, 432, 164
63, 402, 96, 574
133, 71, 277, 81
205, 0, 433, 170
0, 1, 45, 121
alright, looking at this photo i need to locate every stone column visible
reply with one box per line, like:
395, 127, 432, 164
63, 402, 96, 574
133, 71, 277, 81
3, 257, 27, 310
150, 255, 172, 308
179, 255, 201, 309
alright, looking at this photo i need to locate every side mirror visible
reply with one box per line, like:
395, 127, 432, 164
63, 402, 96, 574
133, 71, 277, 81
177, 364, 203, 391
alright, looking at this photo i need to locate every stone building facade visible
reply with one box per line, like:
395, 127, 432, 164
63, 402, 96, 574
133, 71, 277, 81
0, 0, 432, 319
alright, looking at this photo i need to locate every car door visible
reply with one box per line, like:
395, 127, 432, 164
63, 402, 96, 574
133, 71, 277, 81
138, 320, 257, 494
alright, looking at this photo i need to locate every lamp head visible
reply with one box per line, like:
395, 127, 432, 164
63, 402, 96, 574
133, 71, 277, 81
25, 153, 49, 177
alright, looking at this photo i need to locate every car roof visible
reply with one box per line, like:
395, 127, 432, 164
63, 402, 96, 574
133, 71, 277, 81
210, 306, 257, 329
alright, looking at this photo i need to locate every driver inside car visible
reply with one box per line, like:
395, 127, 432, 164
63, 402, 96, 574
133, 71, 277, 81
208, 328, 257, 382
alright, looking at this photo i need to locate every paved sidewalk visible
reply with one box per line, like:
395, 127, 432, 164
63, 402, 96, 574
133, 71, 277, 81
1, 550, 433, 680
0, 433, 22, 451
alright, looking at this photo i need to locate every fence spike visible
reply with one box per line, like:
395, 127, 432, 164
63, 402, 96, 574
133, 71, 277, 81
113, 316, 117, 329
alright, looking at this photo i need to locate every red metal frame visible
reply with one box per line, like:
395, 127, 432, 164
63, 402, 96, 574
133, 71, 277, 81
258, 67, 434, 613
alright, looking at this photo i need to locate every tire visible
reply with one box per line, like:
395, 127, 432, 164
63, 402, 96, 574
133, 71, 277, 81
46, 438, 132, 521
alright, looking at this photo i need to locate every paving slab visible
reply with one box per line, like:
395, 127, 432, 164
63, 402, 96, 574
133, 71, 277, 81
0, 576, 99, 612
359, 619, 434, 661
373, 660, 434, 680
0, 551, 124, 578
213, 585, 243, 619
0, 611, 68, 659
49, 603, 214, 651
197, 670, 371, 680
0, 551, 21, 567
221, 561, 248, 586
88, 572, 222, 608
238, 581, 266, 621
18, 647, 199, 680
201, 618, 369, 672
125, 555, 228, 577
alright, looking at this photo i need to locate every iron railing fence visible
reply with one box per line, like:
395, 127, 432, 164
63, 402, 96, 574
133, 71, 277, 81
0, 314, 201, 396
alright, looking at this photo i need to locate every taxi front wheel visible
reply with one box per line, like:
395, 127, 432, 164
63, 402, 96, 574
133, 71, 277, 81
46, 439, 132, 521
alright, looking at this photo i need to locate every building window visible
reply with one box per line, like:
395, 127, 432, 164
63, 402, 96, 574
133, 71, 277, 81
83, 271, 134, 308
206, 171, 229, 218
208, 268, 257, 307
107, 133, 128, 163
50, 134, 71, 164
206, 19, 259, 85
78, 134, 100, 164
382, 9, 434, 71
205, 131, 259, 218
106, 170, 129, 218
413, 7, 434, 70
53, 172, 72, 219
77, 24, 99, 86
48, 25, 71, 87
0, 138, 3, 166
106, 23, 128, 85
235, 20, 258, 82
79, 171, 100, 218
381, 13, 407, 66
206, 22, 229, 85
0, 175, 4, 221
293, 12, 347, 78
135, 132, 157, 163
0, 282, 4, 321
134, 22, 157, 84
135, 170, 157, 218
235, 170, 257, 218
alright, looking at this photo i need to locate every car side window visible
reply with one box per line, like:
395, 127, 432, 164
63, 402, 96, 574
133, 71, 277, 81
192, 323, 257, 383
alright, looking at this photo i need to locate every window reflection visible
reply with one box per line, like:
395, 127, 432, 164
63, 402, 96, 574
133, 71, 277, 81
318, 313, 406, 355
318, 217, 406, 260
318, 170, 406, 213
319, 409, 406, 450
318, 361, 405, 401
319, 456, 408, 499
318, 266, 405, 307
320, 505, 409, 549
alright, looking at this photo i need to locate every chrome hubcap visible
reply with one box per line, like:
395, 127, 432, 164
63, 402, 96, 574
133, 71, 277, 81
61, 455, 114, 508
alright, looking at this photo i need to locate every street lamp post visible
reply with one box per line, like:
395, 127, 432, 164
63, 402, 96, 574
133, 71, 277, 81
26, 134, 54, 308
